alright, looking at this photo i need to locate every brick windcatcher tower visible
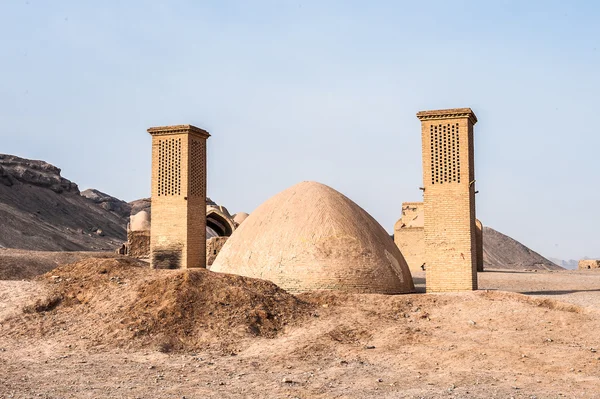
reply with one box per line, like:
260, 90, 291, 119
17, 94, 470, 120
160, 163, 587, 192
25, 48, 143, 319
148, 125, 210, 269
417, 108, 478, 292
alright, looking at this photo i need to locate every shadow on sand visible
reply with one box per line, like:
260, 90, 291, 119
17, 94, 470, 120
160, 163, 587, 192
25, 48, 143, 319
482, 269, 559, 274
520, 289, 600, 296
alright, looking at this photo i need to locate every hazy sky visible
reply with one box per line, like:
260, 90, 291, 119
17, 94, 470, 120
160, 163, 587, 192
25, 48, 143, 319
1, 1, 598, 261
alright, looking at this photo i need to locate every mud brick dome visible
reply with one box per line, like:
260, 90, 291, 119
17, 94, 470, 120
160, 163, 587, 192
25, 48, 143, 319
211, 181, 415, 294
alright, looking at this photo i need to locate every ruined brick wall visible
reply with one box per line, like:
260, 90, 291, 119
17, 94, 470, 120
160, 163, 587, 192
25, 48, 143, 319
206, 236, 228, 267
418, 109, 478, 292
148, 125, 209, 269
400, 202, 423, 227
394, 202, 425, 273
578, 260, 600, 270
127, 230, 150, 259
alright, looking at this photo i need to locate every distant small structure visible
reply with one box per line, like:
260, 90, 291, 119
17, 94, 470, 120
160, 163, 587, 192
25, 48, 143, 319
578, 260, 600, 270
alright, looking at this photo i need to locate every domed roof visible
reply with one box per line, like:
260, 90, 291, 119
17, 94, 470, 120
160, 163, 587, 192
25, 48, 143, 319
130, 211, 150, 232
233, 212, 249, 225
211, 182, 414, 294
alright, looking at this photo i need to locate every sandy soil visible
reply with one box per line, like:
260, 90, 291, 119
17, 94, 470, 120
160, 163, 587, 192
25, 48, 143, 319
481, 269, 600, 309
2, 264, 600, 398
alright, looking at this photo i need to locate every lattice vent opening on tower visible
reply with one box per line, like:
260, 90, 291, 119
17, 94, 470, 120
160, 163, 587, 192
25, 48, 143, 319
157, 138, 182, 196
189, 139, 206, 197
430, 123, 461, 184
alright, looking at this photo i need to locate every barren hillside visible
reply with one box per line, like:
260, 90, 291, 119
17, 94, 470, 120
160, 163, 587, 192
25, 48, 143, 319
0, 154, 126, 251
483, 226, 562, 270
80, 188, 131, 218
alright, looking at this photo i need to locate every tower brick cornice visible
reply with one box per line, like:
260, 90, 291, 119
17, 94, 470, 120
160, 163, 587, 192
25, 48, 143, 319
416, 108, 478, 125
148, 125, 211, 139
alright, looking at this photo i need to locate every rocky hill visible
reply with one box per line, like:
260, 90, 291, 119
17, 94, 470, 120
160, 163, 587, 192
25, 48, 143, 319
483, 226, 562, 270
0, 154, 126, 251
129, 197, 151, 216
80, 189, 131, 218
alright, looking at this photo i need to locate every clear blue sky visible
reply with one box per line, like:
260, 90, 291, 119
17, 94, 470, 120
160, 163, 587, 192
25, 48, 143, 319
1, 1, 598, 262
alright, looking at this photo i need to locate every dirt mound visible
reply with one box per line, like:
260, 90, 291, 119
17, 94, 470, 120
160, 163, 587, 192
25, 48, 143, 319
484, 226, 562, 270
0, 248, 121, 280
5, 258, 312, 352
3, 268, 600, 397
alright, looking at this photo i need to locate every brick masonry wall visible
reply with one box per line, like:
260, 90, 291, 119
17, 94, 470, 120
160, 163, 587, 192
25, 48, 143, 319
394, 213, 483, 274
419, 110, 478, 292
394, 226, 425, 273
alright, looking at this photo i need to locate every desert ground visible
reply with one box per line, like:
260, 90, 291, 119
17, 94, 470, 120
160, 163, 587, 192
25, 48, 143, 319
2, 258, 600, 399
